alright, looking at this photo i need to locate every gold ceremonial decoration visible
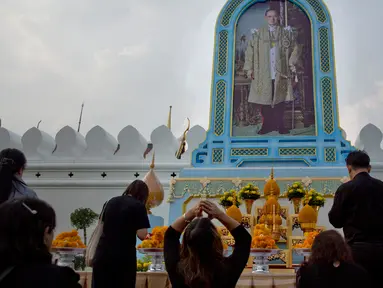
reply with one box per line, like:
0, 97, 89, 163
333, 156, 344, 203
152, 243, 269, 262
298, 204, 317, 233
167, 106, 172, 130
143, 152, 164, 214
175, 118, 190, 159
259, 169, 282, 241
264, 168, 281, 199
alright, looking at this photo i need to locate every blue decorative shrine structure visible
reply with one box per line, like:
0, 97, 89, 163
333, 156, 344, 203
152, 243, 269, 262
168, 0, 354, 264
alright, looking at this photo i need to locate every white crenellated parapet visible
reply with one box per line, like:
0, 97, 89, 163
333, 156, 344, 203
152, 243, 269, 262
53, 126, 87, 160
0, 124, 209, 165
114, 125, 148, 161
355, 123, 383, 162
83, 126, 118, 160
0, 127, 23, 151
22, 127, 56, 161
150, 125, 179, 162
3, 123, 383, 165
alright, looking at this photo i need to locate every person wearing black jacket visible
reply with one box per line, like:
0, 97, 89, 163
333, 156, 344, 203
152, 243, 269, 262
329, 150, 383, 287
0, 198, 81, 288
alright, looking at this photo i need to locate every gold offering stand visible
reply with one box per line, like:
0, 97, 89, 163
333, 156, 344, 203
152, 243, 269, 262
221, 169, 327, 270
244, 170, 326, 269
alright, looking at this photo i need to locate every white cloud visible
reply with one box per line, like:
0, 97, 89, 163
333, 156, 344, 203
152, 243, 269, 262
0, 0, 382, 146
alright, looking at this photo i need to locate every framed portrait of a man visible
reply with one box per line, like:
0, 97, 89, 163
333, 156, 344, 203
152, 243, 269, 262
232, 0, 315, 137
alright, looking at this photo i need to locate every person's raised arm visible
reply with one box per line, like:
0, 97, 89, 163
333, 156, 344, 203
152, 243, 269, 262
200, 200, 251, 284
164, 203, 202, 280
170, 202, 202, 233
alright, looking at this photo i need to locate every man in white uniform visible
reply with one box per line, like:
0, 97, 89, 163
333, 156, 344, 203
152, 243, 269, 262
244, 9, 300, 135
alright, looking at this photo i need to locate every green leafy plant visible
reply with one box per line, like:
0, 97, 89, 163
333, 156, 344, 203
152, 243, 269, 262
286, 182, 306, 200
70, 208, 99, 245
73, 255, 86, 271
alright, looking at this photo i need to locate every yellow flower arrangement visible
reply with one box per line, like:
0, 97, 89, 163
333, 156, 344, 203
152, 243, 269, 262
52, 230, 86, 248
286, 182, 306, 200
303, 189, 326, 207
137, 226, 168, 249
219, 190, 241, 207
239, 183, 261, 201
137, 259, 151, 272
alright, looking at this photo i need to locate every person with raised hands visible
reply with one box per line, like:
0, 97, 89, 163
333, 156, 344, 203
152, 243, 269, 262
164, 200, 251, 288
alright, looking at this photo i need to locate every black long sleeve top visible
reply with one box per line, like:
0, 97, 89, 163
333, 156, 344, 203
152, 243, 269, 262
297, 262, 370, 288
328, 172, 383, 244
164, 224, 251, 288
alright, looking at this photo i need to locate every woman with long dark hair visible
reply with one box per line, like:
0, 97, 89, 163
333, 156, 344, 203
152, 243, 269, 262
0, 198, 81, 287
164, 200, 251, 288
297, 230, 370, 288
92, 180, 150, 288
0, 148, 36, 204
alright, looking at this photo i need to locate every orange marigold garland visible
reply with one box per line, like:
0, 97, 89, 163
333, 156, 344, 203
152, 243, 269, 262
294, 231, 319, 248
137, 226, 168, 249
251, 224, 278, 249
52, 230, 86, 248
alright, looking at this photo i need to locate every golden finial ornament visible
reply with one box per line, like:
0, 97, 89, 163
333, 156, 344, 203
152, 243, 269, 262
167, 106, 172, 130
264, 168, 280, 199
143, 151, 164, 214
175, 118, 190, 159
260, 168, 282, 241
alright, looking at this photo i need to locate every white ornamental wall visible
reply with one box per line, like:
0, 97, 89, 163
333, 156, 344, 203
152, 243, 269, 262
0, 124, 207, 236
0, 123, 383, 236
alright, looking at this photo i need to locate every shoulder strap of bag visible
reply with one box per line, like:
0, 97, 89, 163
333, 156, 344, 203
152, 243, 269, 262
0, 267, 15, 283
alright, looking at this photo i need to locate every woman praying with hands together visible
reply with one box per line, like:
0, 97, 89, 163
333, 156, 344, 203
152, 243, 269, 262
164, 200, 251, 288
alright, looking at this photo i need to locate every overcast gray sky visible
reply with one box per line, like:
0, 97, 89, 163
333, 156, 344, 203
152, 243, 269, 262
0, 0, 381, 144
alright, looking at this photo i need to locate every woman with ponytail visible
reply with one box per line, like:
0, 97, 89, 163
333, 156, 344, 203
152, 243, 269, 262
0, 148, 36, 204
164, 201, 251, 288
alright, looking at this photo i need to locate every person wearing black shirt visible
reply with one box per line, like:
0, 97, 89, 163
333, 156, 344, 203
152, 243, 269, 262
92, 180, 150, 288
164, 200, 251, 288
297, 230, 369, 288
329, 150, 383, 287
0, 198, 81, 288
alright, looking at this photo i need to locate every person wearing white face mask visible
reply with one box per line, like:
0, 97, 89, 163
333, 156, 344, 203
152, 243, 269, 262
244, 9, 301, 135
